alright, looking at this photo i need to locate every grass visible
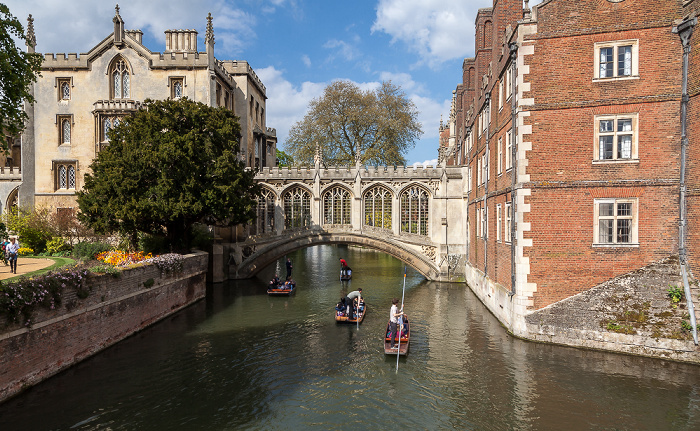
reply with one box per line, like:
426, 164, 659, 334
3, 255, 77, 281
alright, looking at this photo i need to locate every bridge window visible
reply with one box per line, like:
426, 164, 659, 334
364, 186, 392, 230
283, 186, 311, 229
254, 188, 276, 235
323, 186, 351, 225
400, 186, 429, 236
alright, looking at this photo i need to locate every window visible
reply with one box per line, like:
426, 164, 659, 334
594, 199, 637, 245
364, 185, 392, 230
498, 79, 504, 110
57, 115, 72, 145
283, 186, 311, 229
57, 78, 71, 101
594, 40, 638, 79
323, 186, 352, 225
110, 57, 130, 99
170, 77, 184, 99
477, 157, 482, 186
54, 161, 77, 191
400, 186, 429, 236
497, 137, 503, 174
467, 167, 472, 194
482, 151, 489, 184
594, 114, 638, 161
101, 116, 123, 142
505, 129, 513, 171
496, 204, 502, 242
254, 187, 276, 235
505, 202, 512, 243
504, 65, 512, 101
476, 208, 481, 238
481, 206, 487, 239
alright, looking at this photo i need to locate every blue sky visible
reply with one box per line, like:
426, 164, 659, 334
4, 0, 542, 166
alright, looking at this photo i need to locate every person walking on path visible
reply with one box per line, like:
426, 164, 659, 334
286, 258, 293, 278
6, 237, 20, 274
389, 298, 404, 349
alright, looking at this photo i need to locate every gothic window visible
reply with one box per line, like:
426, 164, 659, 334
174, 81, 182, 98
400, 186, 429, 235
54, 162, 77, 191
364, 185, 392, 230
283, 186, 311, 229
103, 117, 111, 141
110, 58, 130, 99
323, 186, 351, 225
57, 78, 71, 101
254, 187, 276, 235
58, 115, 72, 145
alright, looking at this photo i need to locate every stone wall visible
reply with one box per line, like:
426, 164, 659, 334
0, 251, 208, 403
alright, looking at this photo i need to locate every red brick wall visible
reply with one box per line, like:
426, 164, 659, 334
0, 252, 208, 403
686, 4, 700, 276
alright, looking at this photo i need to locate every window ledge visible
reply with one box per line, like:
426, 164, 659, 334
592, 243, 639, 249
592, 76, 639, 83
592, 159, 639, 165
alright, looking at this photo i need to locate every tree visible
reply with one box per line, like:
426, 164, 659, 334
0, 4, 42, 139
276, 148, 293, 167
77, 98, 260, 251
284, 80, 422, 166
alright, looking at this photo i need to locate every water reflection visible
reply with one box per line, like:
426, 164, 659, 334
0, 245, 699, 430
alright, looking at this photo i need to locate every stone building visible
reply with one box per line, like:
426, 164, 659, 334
443, 0, 698, 336
12, 6, 276, 214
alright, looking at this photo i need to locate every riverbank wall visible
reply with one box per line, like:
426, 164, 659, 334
0, 251, 208, 404
466, 256, 700, 364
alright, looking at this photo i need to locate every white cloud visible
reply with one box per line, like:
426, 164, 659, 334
323, 39, 360, 63
412, 159, 439, 168
301, 54, 311, 67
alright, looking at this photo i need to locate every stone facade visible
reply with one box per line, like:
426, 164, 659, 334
12, 6, 276, 213
441, 0, 699, 340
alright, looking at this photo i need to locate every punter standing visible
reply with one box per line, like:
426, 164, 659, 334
389, 298, 403, 349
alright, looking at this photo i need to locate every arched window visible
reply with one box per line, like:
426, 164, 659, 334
103, 118, 112, 141
400, 186, 429, 236
323, 186, 351, 225
61, 81, 70, 100
58, 165, 67, 189
283, 186, 311, 229
61, 119, 71, 144
364, 185, 392, 229
255, 188, 276, 235
111, 58, 130, 99
67, 165, 76, 189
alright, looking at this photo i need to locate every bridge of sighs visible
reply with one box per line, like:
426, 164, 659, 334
220, 163, 467, 282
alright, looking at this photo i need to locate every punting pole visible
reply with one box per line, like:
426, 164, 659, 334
396, 266, 407, 372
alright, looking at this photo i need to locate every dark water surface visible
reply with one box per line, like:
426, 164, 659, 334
1, 245, 700, 430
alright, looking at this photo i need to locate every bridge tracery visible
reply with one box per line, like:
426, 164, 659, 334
363, 184, 393, 230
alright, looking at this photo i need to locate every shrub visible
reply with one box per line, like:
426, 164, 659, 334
668, 286, 684, 305
72, 241, 112, 261
46, 237, 71, 255
88, 264, 121, 277
142, 253, 184, 274
5, 207, 54, 254
140, 234, 171, 255
96, 250, 153, 267
17, 247, 34, 256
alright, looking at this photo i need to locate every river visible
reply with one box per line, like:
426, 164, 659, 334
1, 245, 699, 430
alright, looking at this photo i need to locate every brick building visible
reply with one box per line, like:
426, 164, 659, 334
9, 6, 276, 214
443, 0, 699, 335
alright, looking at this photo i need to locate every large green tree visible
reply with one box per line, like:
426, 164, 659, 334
284, 80, 422, 166
77, 98, 260, 251
0, 4, 42, 139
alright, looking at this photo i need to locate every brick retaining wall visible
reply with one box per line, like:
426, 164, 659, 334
0, 251, 208, 403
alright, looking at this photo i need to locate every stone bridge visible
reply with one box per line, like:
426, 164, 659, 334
221, 163, 468, 282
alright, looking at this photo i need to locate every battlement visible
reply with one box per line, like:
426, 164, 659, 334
256, 164, 449, 181
219, 60, 266, 95
92, 99, 143, 112
41, 53, 88, 69
0, 167, 22, 180
266, 127, 277, 136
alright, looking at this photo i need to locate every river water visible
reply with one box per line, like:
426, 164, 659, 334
1, 245, 700, 430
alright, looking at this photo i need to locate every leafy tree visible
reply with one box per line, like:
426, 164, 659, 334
276, 149, 293, 167
0, 4, 42, 139
77, 98, 260, 251
284, 80, 422, 166
5, 206, 53, 253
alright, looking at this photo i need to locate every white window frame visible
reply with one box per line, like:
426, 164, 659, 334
476, 208, 481, 238
498, 79, 504, 110
505, 129, 513, 171
593, 113, 639, 162
467, 166, 472, 194
505, 202, 512, 243
477, 157, 482, 187
593, 198, 638, 246
497, 137, 503, 174
496, 204, 502, 242
505, 66, 512, 101
482, 206, 487, 239
593, 40, 639, 81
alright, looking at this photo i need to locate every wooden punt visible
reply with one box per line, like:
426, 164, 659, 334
340, 269, 353, 281
267, 282, 296, 296
384, 314, 410, 356
335, 301, 366, 324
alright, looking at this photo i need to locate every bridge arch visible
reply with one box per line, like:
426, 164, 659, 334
231, 230, 440, 280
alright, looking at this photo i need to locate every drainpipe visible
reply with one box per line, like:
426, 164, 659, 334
673, 18, 698, 345
509, 42, 518, 297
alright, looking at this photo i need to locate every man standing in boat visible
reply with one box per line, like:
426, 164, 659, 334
346, 288, 362, 318
286, 258, 293, 278
389, 298, 404, 349
339, 258, 348, 276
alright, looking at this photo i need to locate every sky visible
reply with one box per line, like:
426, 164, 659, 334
4, 0, 542, 166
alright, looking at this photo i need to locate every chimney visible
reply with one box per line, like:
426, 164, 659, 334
164, 29, 199, 53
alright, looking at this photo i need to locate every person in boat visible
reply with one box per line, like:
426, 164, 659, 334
286, 258, 293, 278
339, 258, 348, 276
389, 298, 404, 349
336, 298, 346, 314
270, 276, 281, 287
346, 289, 362, 318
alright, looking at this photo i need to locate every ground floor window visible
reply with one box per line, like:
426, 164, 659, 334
594, 198, 637, 245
